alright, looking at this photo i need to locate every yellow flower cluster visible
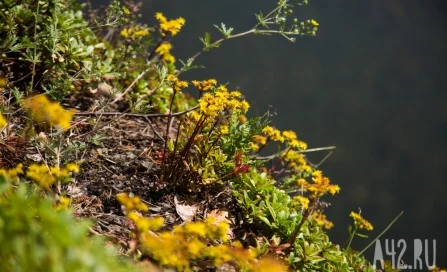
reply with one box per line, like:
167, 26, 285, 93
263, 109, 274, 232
312, 211, 334, 229
143, 221, 287, 271
26, 163, 79, 189
155, 42, 175, 63
120, 25, 150, 39
294, 195, 310, 209
198, 86, 249, 118
128, 212, 165, 233
22, 95, 74, 129
117, 193, 287, 271
155, 12, 185, 36
262, 126, 284, 142
282, 130, 307, 150
167, 74, 189, 93
0, 163, 24, 179
116, 193, 149, 213
350, 211, 374, 231
191, 79, 217, 92
281, 150, 312, 174
55, 196, 71, 211
0, 112, 6, 129
252, 135, 267, 145
252, 128, 308, 151
219, 125, 229, 135
297, 170, 340, 197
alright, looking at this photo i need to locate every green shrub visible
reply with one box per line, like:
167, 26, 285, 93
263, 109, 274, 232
0, 175, 137, 272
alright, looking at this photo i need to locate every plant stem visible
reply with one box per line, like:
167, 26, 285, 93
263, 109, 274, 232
256, 146, 336, 160
189, 29, 256, 62
30, 1, 40, 95
288, 197, 318, 248
346, 226, 357, 250
147, 35, 167, 61
162, 91, 177, 166
357, 211, 404, 256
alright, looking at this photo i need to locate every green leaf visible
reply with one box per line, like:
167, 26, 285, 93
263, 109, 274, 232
259, 216, 272, 227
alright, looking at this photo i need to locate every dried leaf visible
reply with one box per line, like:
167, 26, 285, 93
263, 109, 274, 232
174, 196, 200, 222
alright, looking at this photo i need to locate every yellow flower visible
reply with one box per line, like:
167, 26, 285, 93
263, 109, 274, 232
313, 211, 334, 229
310, 19, 319, 26
122, 6, 130, 15
294, 195, 309, 209
256, 257, 289, 272
239, 100, 250, 112
120, 25, 150, 39
55, 196, 71, 211
252, 135, 267, 145
22, 95, 74, 129
26, 163, 78, 189
167, 74, 189, 92
120, 28, 129, 38
0, 164, 24, 179
297, 170, 340, 197
183, 221, 208, 237
155, 42, 176, 63
238, 115, 247, 124
156, 43, 172, 55
262, 126, 284, 142
191, 79, 217, 92
116, 193, 149, 213
64, 163, 79, 172
282, 130, 297, 141
0, 112, 7, 128
291, 139, 307, 150
350, 211, 374, 231
219, 125, 229, 135
250, 142, 259, 151
128, 212, 164, 232
155, 12, 185, 36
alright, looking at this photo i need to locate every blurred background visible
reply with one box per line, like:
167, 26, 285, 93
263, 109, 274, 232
95, 0, 447, 267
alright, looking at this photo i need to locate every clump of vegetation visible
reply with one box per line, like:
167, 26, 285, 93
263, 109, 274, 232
0, 168, 137, 272
1, 0, 443, 271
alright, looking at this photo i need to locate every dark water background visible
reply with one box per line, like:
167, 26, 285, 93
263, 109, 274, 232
95, 0, 447, 267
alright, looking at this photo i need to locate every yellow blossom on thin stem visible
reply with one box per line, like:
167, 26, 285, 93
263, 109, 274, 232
155, 12, 186, 36
167, 74, 189, 92
350, 211, 374, 231
298, 170, 340, 197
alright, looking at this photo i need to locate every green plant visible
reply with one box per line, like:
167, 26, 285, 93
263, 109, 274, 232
0, 0, 416, 271
0, 173, 137, 272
